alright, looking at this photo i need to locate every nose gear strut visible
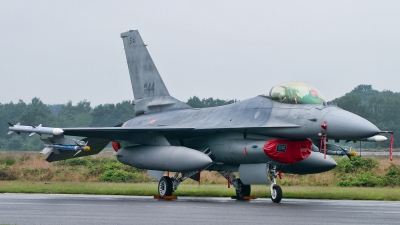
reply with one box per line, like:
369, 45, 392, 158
269, 165, 282, 203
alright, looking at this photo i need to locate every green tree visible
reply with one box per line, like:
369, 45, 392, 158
91, 101, 134, 127
19, 97, 56, 126
56, 100, 92, 127
187, 96, 237, 108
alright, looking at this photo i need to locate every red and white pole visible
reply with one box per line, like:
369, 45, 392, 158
390, 134, 394, 161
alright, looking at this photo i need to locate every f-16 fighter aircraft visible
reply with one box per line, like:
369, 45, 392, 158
8, 30, 392, 203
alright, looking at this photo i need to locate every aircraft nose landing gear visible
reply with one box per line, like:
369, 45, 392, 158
270, 185, 282, 203
269, 165, 282, 203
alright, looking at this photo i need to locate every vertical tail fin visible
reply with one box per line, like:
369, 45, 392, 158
121, 30, 191, 115
121, 30, 170, 100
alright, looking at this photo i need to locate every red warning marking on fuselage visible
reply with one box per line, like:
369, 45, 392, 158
149, 118, 157, 124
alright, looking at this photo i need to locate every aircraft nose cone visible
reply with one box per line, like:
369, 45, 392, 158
323, 109, 380, 140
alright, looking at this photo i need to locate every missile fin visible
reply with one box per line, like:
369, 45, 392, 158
40, 147, 53, 154
7, 131, 13, 135
73, 150, 83, 157
29, 132, 36, 137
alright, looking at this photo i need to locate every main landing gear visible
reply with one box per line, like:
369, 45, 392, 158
158, 176, 173, 198
157, 148, 215, 199
269, 165, 282, 203
218, 171, 251, 200
236, 178, 251, 199
157, 170, 202, 198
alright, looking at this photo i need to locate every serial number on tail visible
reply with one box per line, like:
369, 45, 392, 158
129, 37, 136, 45
144, 82, 155, 94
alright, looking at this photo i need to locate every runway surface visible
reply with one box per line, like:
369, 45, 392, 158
1, 193, 399, 225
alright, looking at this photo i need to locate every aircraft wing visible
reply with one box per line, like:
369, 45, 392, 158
62, 124, 301, 139
62, 127, 196, 140
8, 123, 300, 141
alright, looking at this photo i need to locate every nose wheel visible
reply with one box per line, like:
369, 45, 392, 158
270, 185, 282, 203
269, 165, 282, 203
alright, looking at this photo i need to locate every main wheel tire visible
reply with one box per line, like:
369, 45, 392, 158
158, 176, 173, 198
270, 185, 282, 203
236, 178, 251, 200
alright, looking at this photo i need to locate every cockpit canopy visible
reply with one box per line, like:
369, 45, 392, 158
268, 82, 327, 104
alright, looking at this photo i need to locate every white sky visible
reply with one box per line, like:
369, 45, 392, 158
1, 1, 399, 106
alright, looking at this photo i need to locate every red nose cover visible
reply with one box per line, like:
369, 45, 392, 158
263, 139, 312, 164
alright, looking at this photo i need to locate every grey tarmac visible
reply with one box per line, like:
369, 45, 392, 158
0, 194, 399, 225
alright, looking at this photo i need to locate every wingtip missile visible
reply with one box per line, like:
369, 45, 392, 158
7, 123, 64, 136
52, 128, 64, 135
362, 135, 388, 142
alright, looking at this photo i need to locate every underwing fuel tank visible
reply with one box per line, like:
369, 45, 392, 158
116, 146, 212, 172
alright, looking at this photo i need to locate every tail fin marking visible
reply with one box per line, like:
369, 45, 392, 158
121, 30, 170, 100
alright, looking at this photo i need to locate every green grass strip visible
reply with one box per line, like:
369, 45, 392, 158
1, 181, 400, 201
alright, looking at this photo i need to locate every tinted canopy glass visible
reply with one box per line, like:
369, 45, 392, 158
269, 82, 327, 104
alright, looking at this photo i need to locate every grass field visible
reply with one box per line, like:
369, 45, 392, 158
1, 151, 400, 201
1, 181, 400, 201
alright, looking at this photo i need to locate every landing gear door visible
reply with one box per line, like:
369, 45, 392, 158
147, 170, 165, 181
238, 163, 270, 185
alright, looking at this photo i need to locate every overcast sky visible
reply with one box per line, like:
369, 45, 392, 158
1, 1, 399, 106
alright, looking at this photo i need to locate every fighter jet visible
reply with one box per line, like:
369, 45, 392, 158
8, 30, 392, 203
